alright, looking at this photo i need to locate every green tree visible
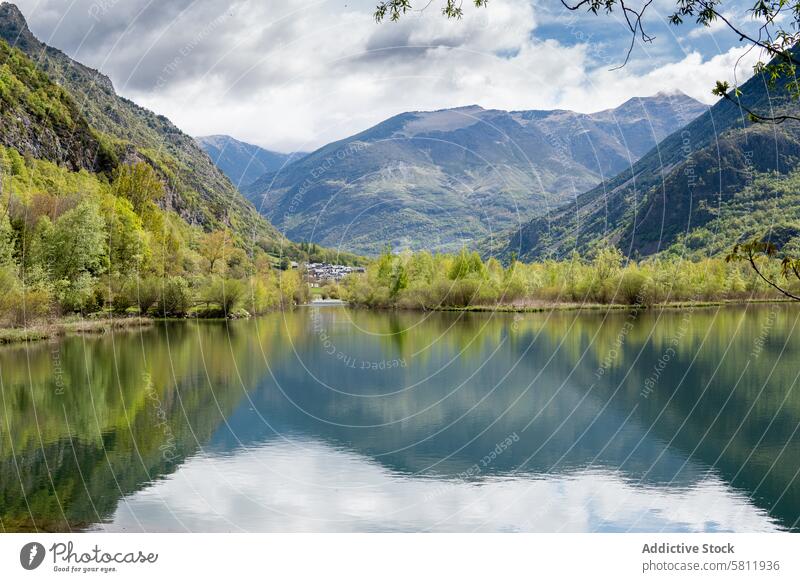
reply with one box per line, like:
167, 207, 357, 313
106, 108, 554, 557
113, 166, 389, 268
0, 212, 14, 266
727, 240, 800, 300
155, 276, 190, 317
203, 277, 246, 315
448, 248, 486, 280
406, 250, 435, 284
112, 162, 164, 216
45, 200, 106, 281
104, 197, 148, 276
375, 246, 409, 297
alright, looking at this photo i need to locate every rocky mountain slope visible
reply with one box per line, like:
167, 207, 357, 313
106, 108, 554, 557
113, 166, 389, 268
0, 2, 283, 245
0, 40, 110, 174
243, 94, 705, 255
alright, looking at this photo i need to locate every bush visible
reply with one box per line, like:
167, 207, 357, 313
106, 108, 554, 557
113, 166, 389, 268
155, 277, 190, 317
617, 270, 651, 306
247, 276, 281, 315
0, 268, 53, 325
13, 288, 52, 325
339, 248, 784, 310
319, 283, 341, 300
55, 273, 98, 313
203, 277, 245, 316
110, 277, 145, 314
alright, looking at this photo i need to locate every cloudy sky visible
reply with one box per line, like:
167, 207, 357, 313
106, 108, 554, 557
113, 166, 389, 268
13, 0, 761, 152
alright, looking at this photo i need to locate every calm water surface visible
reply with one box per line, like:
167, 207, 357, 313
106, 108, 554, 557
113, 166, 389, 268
1, 305, 799, 532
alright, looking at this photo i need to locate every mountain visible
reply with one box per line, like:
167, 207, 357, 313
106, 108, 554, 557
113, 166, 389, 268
0, 38, 108, 174
496, 56, 800, 262
0, 2, 282, 245
243, 93, 705, 255
514, 92, 707, 181
196, 135, 305, 188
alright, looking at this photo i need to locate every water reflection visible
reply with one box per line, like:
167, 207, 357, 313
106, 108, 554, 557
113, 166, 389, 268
1, 305, 798, 532
105, 440, 778, 533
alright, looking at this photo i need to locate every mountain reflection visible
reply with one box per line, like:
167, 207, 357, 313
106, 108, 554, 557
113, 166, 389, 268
1, 305, 798, 532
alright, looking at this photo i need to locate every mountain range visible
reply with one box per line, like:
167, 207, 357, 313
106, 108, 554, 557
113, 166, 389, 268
7, 0, 794, 266
241, 94, 706, 255
195, 135, 306, 189
495, 53, 800, 262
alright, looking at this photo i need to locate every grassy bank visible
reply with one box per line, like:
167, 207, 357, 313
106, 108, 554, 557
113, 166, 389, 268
0, 316, 152, 344
426, 297, 796, 313
337, 247, 798, 310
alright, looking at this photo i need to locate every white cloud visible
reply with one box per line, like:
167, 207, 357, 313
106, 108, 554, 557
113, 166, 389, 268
557, 46, 761, 113
686, 13, 734, 39
13, 0, 757, 152
103, 438, 781, 532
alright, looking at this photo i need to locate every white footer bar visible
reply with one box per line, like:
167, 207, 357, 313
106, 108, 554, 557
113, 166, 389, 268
1, 533, 797, 581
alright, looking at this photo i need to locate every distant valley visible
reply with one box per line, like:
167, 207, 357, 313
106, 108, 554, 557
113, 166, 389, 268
196, 135, 306, 189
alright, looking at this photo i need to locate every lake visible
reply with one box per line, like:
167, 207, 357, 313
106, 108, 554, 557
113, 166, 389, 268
1, 304, 799, 532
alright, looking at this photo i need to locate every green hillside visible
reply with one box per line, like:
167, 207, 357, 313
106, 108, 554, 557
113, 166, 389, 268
243, 95, 704, 255
0, 2, 281, 246
497, 58, 800, 262
0, 4, 366, 327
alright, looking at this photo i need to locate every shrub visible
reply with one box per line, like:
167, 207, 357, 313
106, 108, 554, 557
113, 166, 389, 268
13, 288, 52, 325
617, 270, 651, 306
203, 277, 246, 316
319, 283, 341, 300
110, 277, 142, 314
0, 268, 53, 325
55, 273, 98, 313
155, 276, 190, 317
133, 277, 162, 315
247, 276, 280, 315
0, 266, 21, 324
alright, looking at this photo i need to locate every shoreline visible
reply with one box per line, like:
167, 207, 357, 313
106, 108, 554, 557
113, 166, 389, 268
344, 297, 797, 314
1, 298, 794, 346
424, 297, 795, 313
0, 317, 153, 345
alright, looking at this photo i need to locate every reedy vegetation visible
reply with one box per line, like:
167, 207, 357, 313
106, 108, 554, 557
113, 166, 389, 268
0, 147, 309, 326
340, 246, 793, 309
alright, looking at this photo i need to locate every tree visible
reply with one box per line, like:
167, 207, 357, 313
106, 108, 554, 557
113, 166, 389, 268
45, 200, 106, 281
375, 0, 486, 21
203, 277, 246, 315
375, 0, 800, 123
225, 246, 252, 279
406, 250, 435, 284
278, 269, 305, 307
155, 276, 190, 317
374, 246, 409, 297
448, 248, 487, 280
727, 240, 800, 300
104, 197, 148, 276
0, 212, 14, 267
198, 229, 231, 275
112, 162, 164, 216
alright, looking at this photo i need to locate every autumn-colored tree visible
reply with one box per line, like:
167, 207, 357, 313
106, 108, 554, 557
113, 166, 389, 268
199, 229, 232, 275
